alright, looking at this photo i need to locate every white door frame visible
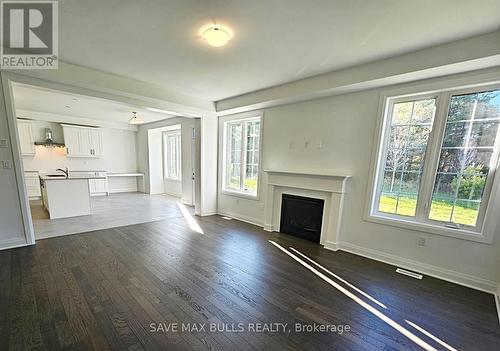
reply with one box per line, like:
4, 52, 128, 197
1, 72, 36, 245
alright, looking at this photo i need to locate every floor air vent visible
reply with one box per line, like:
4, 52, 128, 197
396, 268, 423, 280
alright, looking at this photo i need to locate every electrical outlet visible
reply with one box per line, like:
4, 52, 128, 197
0, 139, 8, 148
418, 236, 427, 247
1, 160, 12, 169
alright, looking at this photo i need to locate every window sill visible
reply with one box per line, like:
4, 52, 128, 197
221, 189, 259, 201
364, 213, 493, 244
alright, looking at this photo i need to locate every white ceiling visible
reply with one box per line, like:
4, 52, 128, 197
13, 84, 176, 125
58, 0, 500, 101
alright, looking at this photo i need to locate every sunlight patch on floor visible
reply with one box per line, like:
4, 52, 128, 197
289, 247, 387, 309
176, 201, 204, 234
406, 320, 458, 351
269, 240, 440, 351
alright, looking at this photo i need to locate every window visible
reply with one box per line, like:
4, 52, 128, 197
371, 86, 500, 237
163, 130, 181, 180
223, 117, 261, 197
378, 98, 436, 217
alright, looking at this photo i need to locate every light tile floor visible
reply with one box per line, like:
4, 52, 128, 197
31, 192, 187, 239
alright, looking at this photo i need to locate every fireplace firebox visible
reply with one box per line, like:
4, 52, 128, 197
280, 194, 324, 243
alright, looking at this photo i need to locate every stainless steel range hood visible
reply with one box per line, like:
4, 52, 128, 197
34, 128, 65, 147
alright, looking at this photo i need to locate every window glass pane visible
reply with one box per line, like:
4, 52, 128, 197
475, 91, 500, 119
164, 132, 181, 180
392, 102, 413, 124
429, 89, 500, 227
469, 122, 499, 147
412, 99, 435, 124
442, 121, 469, 147
163, 134, 168, 178
243, 120, 260, 194
377, 98, 436, 217
227, 122, 242, 189
224, 119, 261, 195
447, 93, 477, 122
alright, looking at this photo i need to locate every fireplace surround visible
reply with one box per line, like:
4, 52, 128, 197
263, 170, 351, 250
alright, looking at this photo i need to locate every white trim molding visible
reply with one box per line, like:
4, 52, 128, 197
0, 237, 30, 251
496, 284, 500, 325
323, 240, 340, 252
340, 242, 498, 294
217, 211, 263, 228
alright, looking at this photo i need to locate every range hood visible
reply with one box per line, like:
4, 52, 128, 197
34, 128, 65, 147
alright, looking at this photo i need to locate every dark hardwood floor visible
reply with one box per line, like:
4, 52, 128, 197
1, 213, 499, 350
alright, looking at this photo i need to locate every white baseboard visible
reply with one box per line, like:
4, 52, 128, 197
323, 240, 340, 251
340, 242, 498, 294
217, 210, 263, 227
109, 188, 139, 194
495, 284, 500, 325
200, 210, 218, 217
263, 224, 273, 232
0, 237, 28, 251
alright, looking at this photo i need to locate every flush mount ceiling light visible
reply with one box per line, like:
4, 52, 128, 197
128, 111, 144, 125
201, 25, 232, 47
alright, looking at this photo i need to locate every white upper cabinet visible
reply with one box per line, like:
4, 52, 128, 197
89, 128, 103, 157
62, 125, 82, 156
62, 124, 103, 158
17, 120, 36, 156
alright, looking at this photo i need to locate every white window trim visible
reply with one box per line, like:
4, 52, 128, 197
365, 80, 500, 244
220, 113, 263, 200
162, 130, 182, 182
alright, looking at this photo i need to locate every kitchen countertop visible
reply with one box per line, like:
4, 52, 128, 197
39, 175, 106, 180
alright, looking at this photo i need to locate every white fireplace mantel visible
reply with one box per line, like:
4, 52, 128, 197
263, 169, 351, 251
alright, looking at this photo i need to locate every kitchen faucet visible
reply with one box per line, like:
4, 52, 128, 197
56, 167, 69, 178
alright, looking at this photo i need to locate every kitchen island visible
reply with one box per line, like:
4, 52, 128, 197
40, 174, 106, 219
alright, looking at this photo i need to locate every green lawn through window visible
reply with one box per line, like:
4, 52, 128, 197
379, 195, 479, 227
244, 178, 257, 192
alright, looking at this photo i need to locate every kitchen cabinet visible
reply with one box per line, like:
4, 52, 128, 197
72, 171, 108, 196
17, 120, 36, 156
89, 176, 108, 196
62, 124, 103, 158
24, 172, 41, 198
89, 128, 103, 157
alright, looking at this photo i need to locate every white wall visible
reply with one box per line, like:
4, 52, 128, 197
200, 114, 218, 215
147, 128, 164, 195
138, 117, 195, 206
218, 73, 500, 290
21, 120, 138, 174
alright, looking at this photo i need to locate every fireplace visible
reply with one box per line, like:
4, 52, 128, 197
280, 194, 325, 243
